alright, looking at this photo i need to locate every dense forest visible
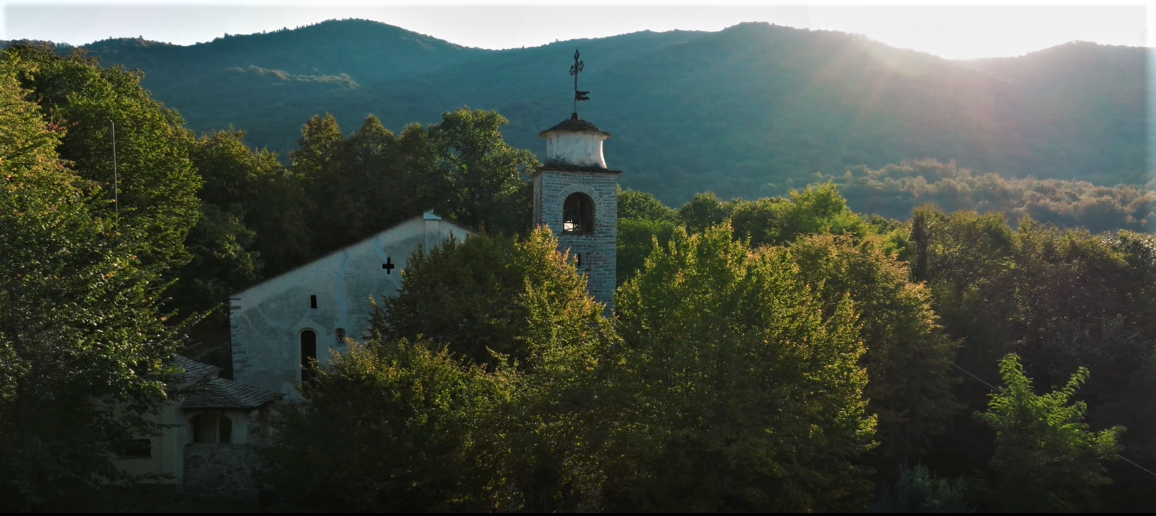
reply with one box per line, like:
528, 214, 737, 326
1, 30, 1155, 513
3, 18, 1150, 203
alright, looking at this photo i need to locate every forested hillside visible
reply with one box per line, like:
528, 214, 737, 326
5, 19, 1149, 204
3, 41, 1155, 512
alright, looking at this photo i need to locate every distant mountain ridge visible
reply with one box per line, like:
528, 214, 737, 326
5, 19, 1150, 204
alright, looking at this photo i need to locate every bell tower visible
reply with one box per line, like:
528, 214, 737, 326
533, 113, 620, 312
534, 48, 619, 311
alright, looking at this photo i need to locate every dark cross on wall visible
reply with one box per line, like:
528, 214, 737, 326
570, 49, 589, 116
382, 257, 395, 274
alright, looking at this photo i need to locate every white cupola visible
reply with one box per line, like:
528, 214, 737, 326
538, 113, 612, 169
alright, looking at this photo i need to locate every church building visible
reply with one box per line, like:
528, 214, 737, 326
229, 108, 621, 394
227, 212, 473, 394
115, 53, 624, 500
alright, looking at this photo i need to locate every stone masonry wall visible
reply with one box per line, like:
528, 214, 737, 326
534, 169, 619, 312
183, 443, 261, 501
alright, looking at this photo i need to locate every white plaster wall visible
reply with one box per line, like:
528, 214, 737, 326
545, 132, 608, 168
111, 401, 185, 484
230, 215, 472, 394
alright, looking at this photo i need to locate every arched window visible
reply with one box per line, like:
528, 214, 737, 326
300, 329, 317, 384
562, 193, 595, 234
218, 414, 232, 443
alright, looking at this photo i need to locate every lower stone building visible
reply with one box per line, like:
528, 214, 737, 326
112, 356, 281, 501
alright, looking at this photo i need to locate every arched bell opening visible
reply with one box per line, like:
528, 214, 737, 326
562, 192, 595, 234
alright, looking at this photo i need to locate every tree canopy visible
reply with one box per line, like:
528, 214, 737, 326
0, 51, 183, 511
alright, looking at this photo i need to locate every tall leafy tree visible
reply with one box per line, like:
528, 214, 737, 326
676, 191, 737, 233
6, 44, 201, 277
265, 228, 615, 512
978, 354, 1122, 513
616, 217, 678, 285
291, 108, 535, 260
430, 108, 536, 236
294, 114, 427, 256
0, 55, 181, 510
618, 186, 678, 222
730, 184, 871, 248
914, 206, 1156, 492
377, 228, 603, 370
188, 129, 310, 278
789, 234, 958, 471
608, 223, 876, 512
262, 339, 507, 512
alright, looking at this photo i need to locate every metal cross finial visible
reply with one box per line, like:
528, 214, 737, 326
570, 49, 589, 116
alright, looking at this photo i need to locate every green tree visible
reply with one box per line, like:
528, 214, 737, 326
294, 115, 438, 256
188, 129, 310, 277
377, 228, 601, 369
171, 202, 259, 321
977, 354, 1123, 513
676, 191, 736, 233
616, 217, 678, 285
789, 234, 958, 470
6, 45, 201, 277
607, 223, 877, 512
618, 186, 678, 222
262, 340, 506, 512
430, 108, 536, 236
910, 206, 1018, 395
731, 184, 871, 248
266, 228, 615, 512
0, 56, 181, 510
874, 465, 971, 513
291, 109, 536, 260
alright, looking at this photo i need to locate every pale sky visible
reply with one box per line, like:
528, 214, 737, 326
2, 0, 1152, 60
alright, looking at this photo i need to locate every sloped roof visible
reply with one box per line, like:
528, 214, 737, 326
182, 377, 283, 410
539, 115, 611, 138
171, 355, 221, 382
169, 355, 282, 410
230, 210, 472, 298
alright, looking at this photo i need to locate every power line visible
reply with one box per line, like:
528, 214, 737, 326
951, 363, 998, 390
951, 361, 1156, 480
1116, 454, 1156, 479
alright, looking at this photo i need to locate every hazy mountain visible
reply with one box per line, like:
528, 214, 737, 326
8, 19, 1150, 204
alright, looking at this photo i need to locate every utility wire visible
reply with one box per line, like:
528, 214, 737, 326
951, 363, 998, 390
1116, 454, 1156, 479
951, 361, 1156, 481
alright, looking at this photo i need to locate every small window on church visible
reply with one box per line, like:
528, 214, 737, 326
335, 328, 346, 345
563, 193, 595, 234
310, 295, 317, 309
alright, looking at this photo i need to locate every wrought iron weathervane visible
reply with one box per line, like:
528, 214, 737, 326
570, 49, 589, 117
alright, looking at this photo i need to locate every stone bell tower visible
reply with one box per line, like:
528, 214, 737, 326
533, 112, 620, 312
